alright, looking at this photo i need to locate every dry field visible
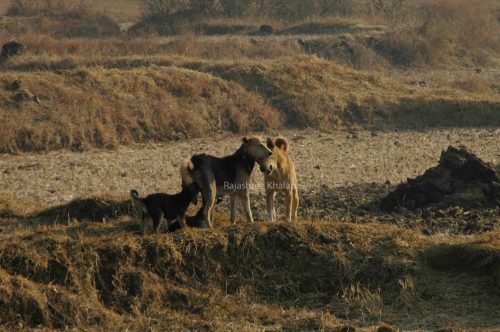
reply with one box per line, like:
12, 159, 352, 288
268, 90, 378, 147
0, 128, 499, 212
1, 0, 499, 330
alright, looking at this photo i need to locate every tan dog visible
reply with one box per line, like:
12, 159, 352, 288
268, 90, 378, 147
264, 137, 299, 222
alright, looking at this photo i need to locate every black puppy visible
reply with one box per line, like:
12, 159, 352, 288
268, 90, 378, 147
167, 195, 223, 232
130, 183, 198, 234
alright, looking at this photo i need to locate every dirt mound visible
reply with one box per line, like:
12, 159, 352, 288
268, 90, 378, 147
277, 22, 383, 35
128, 10, 202, 36
0, 66, 280, 153
195, 22, 258, 35
0, 223, 411, 329
297, 35, 388, 68
380, 146, 500, 211
1, 11, 120, 38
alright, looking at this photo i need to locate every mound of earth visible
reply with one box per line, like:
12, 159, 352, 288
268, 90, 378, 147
297, 35, 387, 68
380, 146, 500, 211
1, 12, 120, 38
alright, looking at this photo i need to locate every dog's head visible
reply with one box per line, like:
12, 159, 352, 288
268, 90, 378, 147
242, 136, 273, 174
260, 137, 281, 175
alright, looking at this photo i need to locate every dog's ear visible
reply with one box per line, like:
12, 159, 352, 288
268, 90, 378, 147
242, 136, 249, 144
266, 137, 274, 149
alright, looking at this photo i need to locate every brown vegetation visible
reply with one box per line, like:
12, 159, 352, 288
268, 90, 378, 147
0, 66, 280, 153
1, 55, 499, 153
4, 0, 120, 38
0, 216, 498, 330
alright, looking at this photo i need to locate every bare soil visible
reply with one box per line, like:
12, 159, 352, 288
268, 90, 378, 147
1, 128, 498, 210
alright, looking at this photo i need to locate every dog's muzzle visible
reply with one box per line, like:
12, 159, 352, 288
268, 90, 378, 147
260, 164, 273, 175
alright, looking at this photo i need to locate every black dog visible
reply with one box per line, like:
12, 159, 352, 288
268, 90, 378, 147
130, 184, 198, 234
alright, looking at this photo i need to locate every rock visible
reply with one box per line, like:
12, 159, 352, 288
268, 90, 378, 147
259, 25, 274, 35
6, 79, 22, 91
13, 89, 40, 104
421, 228, 431, 236
1, 40, 24, 58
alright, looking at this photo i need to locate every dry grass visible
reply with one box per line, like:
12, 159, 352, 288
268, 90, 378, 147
0, 0, 141, 21
0, 215, 498, 330
1, 55, 499, 153
0, 65, 280, 153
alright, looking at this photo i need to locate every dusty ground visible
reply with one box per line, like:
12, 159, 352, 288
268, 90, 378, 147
1, 128, 498, 211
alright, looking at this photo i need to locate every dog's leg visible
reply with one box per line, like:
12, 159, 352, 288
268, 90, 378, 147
202, 187, 216, 228
266, 191, 275, 222
177, 214, 188, 229
292, 188, 299, 222
239, 192, 254, 223
140, 213, 148, 235
200, 172, 216, 228
151, 209, 164, 234
285, 191, 292, 222
229, 193, 237, 224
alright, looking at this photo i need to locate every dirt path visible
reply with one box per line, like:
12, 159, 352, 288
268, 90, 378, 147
1, 128, 498, 212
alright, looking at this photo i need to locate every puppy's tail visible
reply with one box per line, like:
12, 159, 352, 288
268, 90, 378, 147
180, 159, 195, 185
274, 136, 289, 152
130, 189, 147, 213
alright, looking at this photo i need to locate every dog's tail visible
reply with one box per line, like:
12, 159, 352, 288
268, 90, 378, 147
274, 136, 289, 152
130, 189, 147, 213
180, 159, 195, 185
